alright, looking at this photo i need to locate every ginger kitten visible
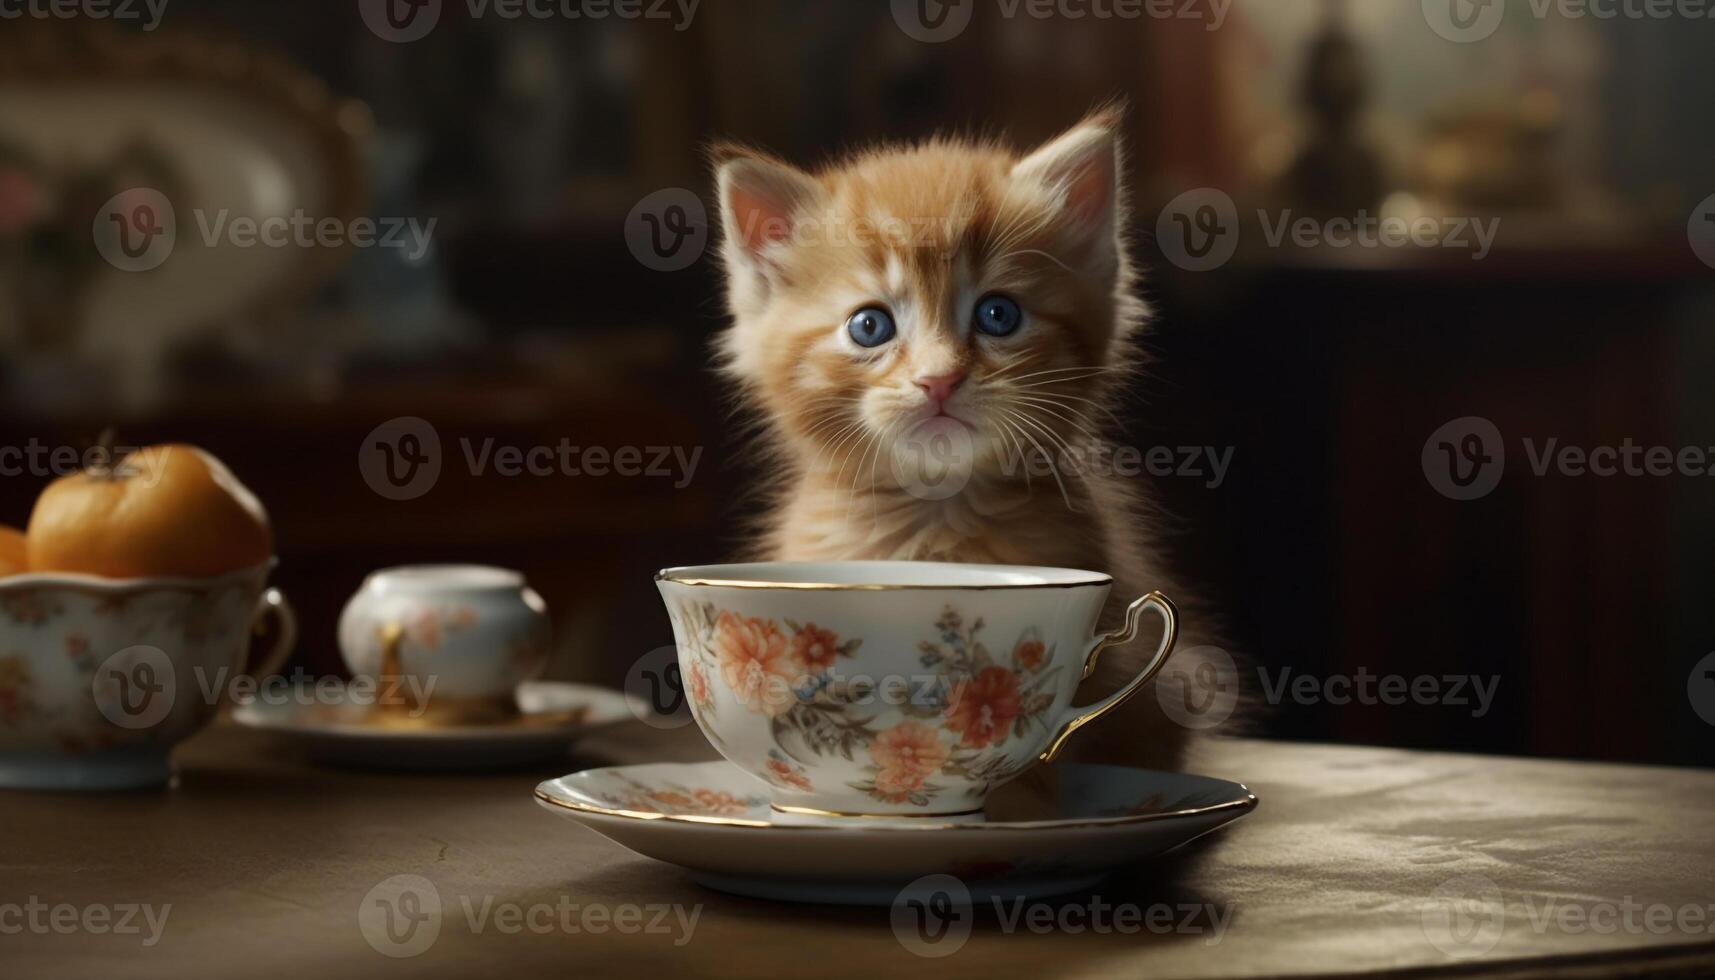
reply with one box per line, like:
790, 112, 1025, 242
711, 109, 1226, 773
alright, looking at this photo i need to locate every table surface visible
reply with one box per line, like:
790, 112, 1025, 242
6, 721, 1715, 980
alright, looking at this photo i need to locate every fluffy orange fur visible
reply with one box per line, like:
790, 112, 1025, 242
712, 108, 1225, 772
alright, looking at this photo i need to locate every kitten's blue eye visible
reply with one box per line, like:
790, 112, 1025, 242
846, 307, 896, 348
974, 294, 1023, 337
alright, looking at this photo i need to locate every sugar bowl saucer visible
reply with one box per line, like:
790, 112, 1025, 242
534, 760, 1256, 904
233, 680, 643, 770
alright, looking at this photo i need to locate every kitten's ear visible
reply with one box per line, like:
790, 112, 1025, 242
1011, 108, 1123, 258
713, 144, 823, 282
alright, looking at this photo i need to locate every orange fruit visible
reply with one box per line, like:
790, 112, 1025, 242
27, 444, 272, 578
0, 524, 26, 576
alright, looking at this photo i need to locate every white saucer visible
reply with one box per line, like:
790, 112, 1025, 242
534, 761, 1257, 904
232, 681, 643, 770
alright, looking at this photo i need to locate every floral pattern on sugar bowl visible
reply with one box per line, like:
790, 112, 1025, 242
0, 563, 294, 790
671, 601, 1064, 809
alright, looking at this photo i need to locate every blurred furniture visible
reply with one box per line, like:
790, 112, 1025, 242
1145, 238, 1715, 767
7, 726, 1714, 978
0, 23, 371, 404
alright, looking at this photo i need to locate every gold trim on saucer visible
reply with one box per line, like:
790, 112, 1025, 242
533, 784, 1257, 833
770, 803, 985, 820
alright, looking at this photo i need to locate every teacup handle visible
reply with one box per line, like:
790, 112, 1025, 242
1038, 591, 1179, 763
247, 588, 298, 680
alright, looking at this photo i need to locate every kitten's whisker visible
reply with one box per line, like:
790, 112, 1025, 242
1008, 389, 1131, 427
1004, 390, 1118, 430
996, 417, 1034, 493
866, 416, 905, 527
834, 424, 874, 491
819, 421, 869, 476
1001, 397, 1104, 444
1003, 365, 1120, 384
999, 408, 1076, 511
981, 353, 1048, 385
990, 246, 1074, 274
1010, 373, 1120, 390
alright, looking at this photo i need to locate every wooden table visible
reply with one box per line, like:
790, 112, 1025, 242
6, 723, 1714, 979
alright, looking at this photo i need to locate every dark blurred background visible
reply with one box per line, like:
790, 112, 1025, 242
2, 1, 1712, 766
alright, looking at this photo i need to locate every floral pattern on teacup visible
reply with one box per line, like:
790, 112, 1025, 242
673, 602, 1063, 808
0, 578, 254, 756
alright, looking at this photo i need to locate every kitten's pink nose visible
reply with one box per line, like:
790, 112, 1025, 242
915, 370, 967, 405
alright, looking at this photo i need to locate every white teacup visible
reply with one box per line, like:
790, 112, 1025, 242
656, 561, 1178, 820
338, 565, 550, 723
0, 562, 294, 790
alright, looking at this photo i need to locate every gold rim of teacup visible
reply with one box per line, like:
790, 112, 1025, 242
534, 785, 1258, 832
655, 567, 1112, 591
